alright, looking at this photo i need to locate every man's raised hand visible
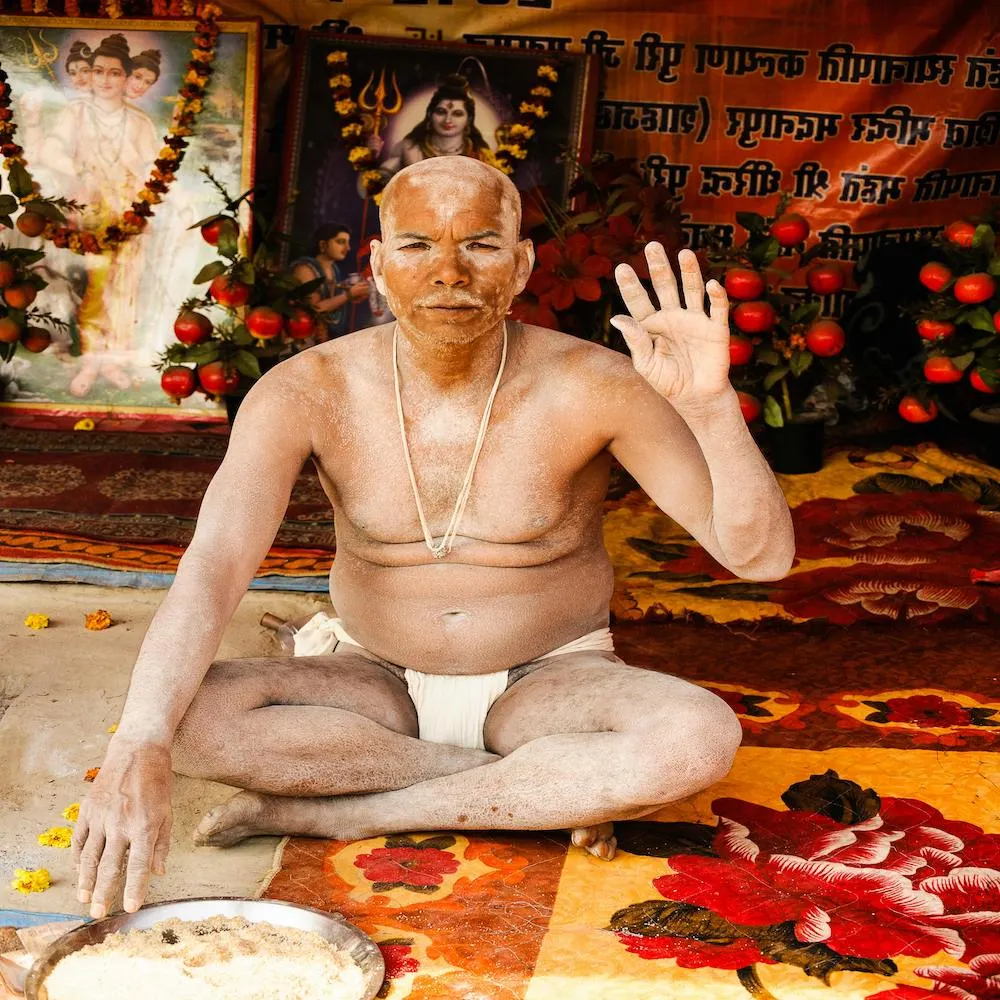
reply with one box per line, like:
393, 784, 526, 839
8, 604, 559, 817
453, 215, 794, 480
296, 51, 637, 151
611, 244, 733, 407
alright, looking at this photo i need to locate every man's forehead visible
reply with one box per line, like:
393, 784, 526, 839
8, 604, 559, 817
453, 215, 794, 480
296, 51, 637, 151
384, 181, 510, 238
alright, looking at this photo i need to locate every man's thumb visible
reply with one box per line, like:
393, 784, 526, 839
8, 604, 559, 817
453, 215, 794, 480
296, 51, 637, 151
610, 315, 653, 367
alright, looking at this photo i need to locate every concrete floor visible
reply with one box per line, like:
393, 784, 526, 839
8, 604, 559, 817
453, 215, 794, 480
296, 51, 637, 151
0, 582, 326, 916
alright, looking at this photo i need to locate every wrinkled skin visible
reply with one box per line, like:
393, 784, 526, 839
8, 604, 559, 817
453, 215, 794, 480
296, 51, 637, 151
75, 157, 794, 918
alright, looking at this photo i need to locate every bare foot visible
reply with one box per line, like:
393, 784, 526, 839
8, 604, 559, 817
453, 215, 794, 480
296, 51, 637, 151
570, 822, 617, 860
101, 363, 132, 390
194, 791, 304, 847
69, 362, 99, 397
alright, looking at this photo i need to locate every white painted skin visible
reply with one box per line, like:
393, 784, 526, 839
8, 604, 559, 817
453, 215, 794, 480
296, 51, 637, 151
73, 157, 794, 919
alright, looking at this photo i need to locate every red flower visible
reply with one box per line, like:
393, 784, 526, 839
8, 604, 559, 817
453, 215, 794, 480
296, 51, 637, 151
527, 233, 612, 310
869, 953, 1000, 1000
616, 930, 773, 969
591, 215, 649, 278
882, 695, 976, 728
509, 294, 559, 330
378, 942, 420, 980
354, 845, 459, 887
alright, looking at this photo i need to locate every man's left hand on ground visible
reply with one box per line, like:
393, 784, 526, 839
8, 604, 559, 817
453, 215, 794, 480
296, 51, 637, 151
611, 244, 732, 407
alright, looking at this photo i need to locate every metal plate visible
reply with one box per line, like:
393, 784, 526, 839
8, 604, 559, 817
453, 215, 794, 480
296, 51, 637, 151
25, 897, 384, 1000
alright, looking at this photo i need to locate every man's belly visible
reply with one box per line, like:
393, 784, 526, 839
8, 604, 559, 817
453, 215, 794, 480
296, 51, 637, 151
328, 542, 614, 674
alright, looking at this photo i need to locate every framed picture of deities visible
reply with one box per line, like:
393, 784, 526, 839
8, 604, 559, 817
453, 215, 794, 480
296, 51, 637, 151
276, 32, 598, 326
0, 14, 259, 417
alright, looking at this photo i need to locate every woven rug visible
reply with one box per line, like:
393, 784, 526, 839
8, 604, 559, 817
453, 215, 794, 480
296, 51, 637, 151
261, 620, 999, 999
3, 430, 999, 622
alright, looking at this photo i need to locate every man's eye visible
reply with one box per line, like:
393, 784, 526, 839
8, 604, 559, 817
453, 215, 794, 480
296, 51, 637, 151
469, 242, 500, 250
400, 243, 428, 250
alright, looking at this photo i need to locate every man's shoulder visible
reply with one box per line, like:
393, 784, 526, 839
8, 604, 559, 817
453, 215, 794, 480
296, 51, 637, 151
517, 322, 634, 379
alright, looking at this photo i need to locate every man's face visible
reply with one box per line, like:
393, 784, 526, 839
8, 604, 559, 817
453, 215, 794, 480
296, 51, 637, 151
125, 67, 156, 100
91, 56, 126, 101
321, 231, 351, 262
371, 173, 533, 342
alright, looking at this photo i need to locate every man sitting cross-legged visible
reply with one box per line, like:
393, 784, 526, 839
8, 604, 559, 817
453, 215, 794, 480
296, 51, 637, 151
73, 156, 795, 919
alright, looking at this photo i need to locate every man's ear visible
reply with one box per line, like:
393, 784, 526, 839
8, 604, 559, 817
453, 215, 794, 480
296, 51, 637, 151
369, 239, 386, 295
512, 238, 535, 296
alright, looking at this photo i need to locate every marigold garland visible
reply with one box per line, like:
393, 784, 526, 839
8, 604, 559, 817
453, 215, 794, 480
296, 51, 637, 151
326, 52, 560, 199
0, 2, 223, 255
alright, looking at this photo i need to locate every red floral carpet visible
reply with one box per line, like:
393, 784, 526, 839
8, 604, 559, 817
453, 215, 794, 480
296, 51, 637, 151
3, 430, 999, 622
261, 621, 999, 999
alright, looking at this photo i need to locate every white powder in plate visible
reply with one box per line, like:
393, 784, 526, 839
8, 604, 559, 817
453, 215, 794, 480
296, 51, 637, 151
43, 915, 367, 1000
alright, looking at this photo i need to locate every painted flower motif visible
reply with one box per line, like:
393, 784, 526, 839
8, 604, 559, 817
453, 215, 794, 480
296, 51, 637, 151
378, 940, 420, 980
354, 842, 459, 890
62, 803, 80, 822
10, 868, 50, 894
867, 953, 1000, 999
527, 233, 612, 310
23, 613, 49, 629
876, 695, 979, 729
591, 215, 652, 279
37, 826, 73, 848
611, 771, 1000, 995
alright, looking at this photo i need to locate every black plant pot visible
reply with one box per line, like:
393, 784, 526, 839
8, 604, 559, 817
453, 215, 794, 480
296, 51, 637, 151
765, 420, 826, 475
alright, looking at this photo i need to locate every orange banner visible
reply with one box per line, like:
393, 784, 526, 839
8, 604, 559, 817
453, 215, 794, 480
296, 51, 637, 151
229, 0, 1000, 261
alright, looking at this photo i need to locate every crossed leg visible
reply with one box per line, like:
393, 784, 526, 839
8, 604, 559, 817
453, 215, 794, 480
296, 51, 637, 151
179, 649, 742, 854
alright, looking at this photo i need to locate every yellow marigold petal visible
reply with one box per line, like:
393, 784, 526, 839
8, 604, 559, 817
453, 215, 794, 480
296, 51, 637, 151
37, 826, 73, 849
106, 724, 118, 734
24, 613, 50, 630
62, 802, 80, 822
73, 418, 95, 431
11, 868, 51, 894
85, 610, 113, 631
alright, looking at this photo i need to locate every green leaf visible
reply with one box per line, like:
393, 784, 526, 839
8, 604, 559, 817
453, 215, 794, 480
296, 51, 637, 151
764, 395, 784, 427
0, 215, 12, 229
182, 342, 221, 364
610, 200, 638, 217
760, 236, 781, 267
216, 219, 240, 260
233, 259, 256, 285
988, 256, 1000, 276
790, 350, 814, 377
414, 835, 457, 851
735, 211, 766, 235
27, 200, 66, 222
756, 347, 780, 366
7, 161, 33, 199
791, 301, 822, 324
979, 367, 1000, 390
230, 323, 253, 347
0, 194, 17, 215
972, 224, 996, 253
193, 260, 227, 284
232, 349, 261, 379
973, 335, 997, 348
763, 365, 789, 391
952, 351, 976, 371
568, 210, 602, 227
961, 306, 996, 333
625, 537, 694, 562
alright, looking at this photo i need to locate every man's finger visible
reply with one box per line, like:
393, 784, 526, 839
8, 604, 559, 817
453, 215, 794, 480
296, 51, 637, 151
123, 842, 154, 913
644, 242, 681, 311
71, 811, 90, 866
90, 837, 128, 919
610, 314, 654, 372
151, 830, 171, 878
678, 248, 706, 313
613, 263, 655, 322
76, 827, 106, 903
707, 279, 729, 330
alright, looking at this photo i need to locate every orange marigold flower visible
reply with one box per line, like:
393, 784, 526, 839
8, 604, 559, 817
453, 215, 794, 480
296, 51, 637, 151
85, 609, 112, 631
84, 767, 100, 782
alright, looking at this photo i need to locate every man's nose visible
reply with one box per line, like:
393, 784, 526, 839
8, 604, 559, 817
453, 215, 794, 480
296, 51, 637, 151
431, 248, 469, 286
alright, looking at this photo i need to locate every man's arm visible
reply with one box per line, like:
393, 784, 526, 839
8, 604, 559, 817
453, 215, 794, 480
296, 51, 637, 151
603, 364, 794, 581
292, 261, 349, 316
600, 245, 795, 582
74, 368, 317, 916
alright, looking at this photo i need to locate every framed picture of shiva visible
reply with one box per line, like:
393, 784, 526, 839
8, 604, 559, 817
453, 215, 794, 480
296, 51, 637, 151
0, 15, 259, 416
277, 32, 598, 325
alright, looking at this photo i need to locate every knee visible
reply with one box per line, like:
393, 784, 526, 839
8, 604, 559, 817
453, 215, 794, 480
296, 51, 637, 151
172, 674, 235, 779
621, 694, 743, 807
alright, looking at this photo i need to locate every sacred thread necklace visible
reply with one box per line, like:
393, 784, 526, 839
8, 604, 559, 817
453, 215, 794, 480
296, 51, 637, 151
393, 322, 509, 559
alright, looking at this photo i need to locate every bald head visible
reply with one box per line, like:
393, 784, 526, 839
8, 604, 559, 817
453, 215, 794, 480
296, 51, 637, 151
380, 157, 521, 240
